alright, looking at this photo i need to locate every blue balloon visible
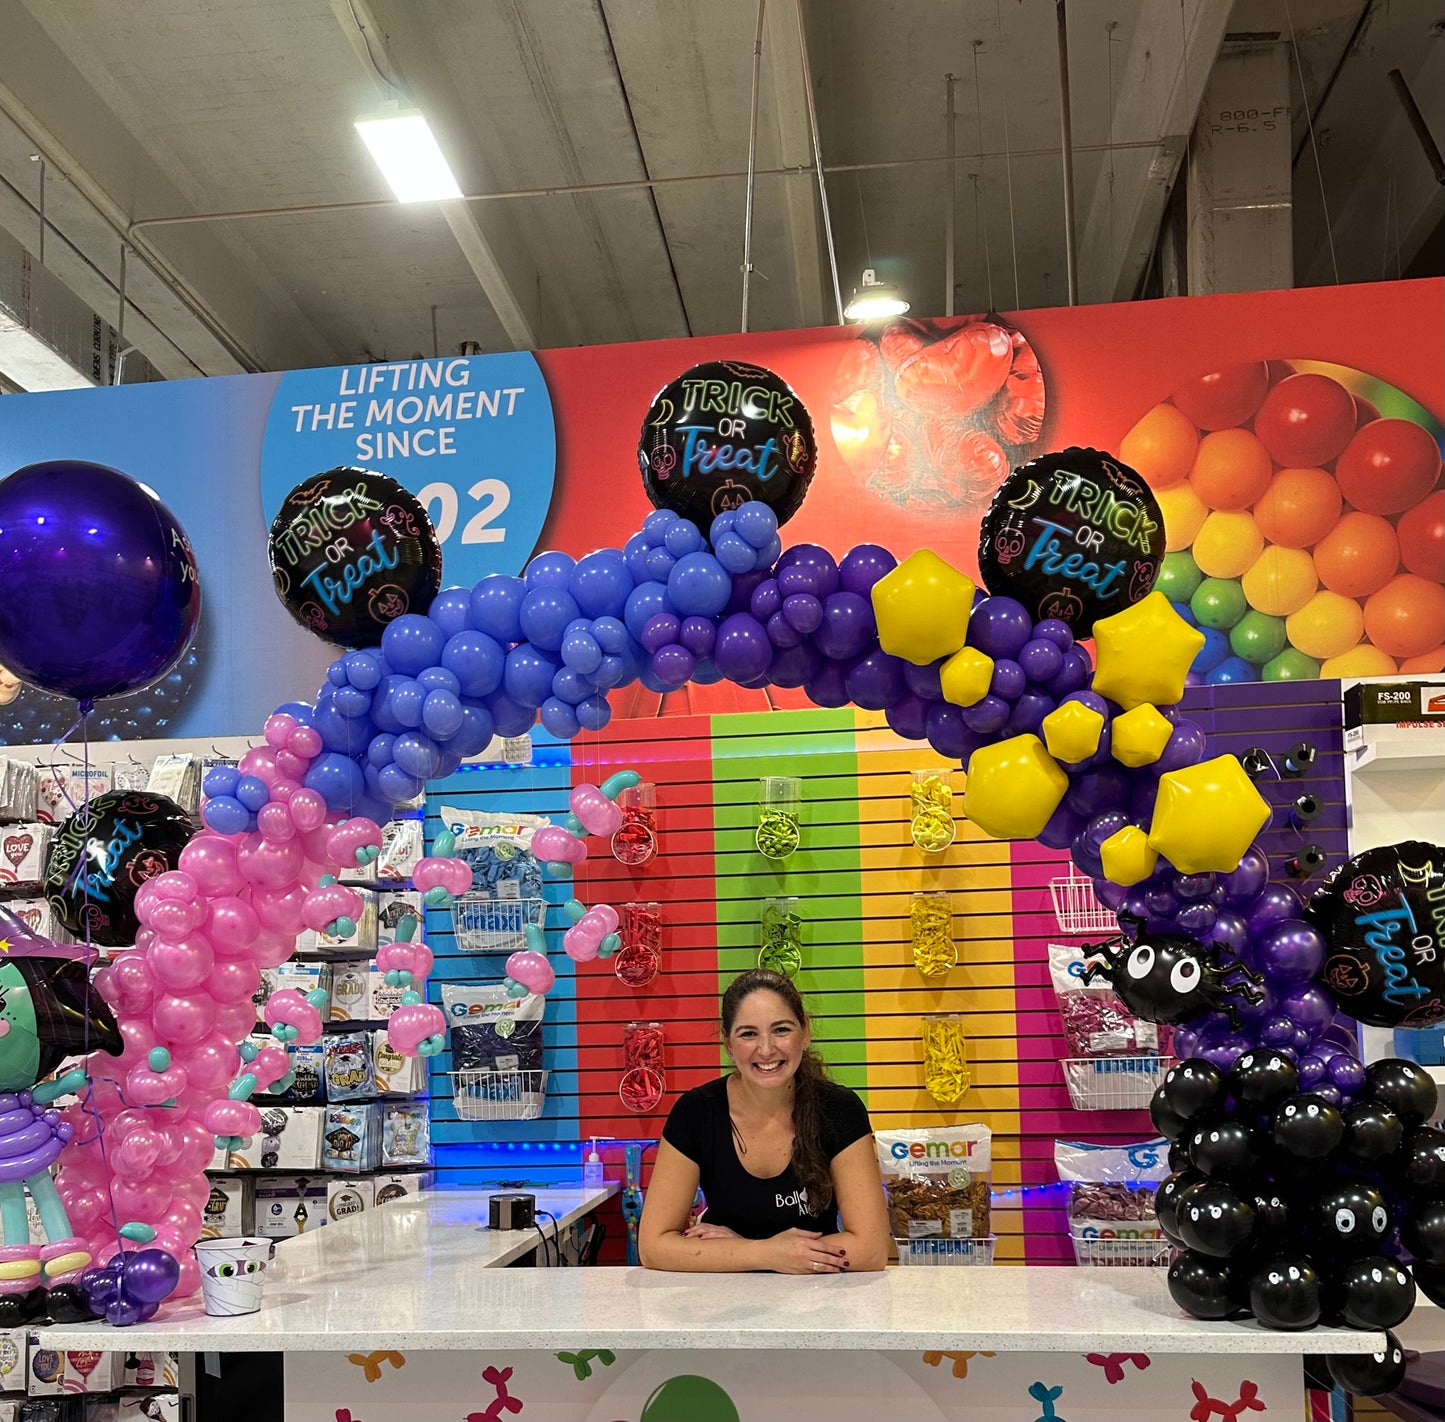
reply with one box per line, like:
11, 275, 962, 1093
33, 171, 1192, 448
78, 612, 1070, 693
315, 702, 374, 756
275, 701, 315, 726
429, 587, 473, 638
624, 581, 674, 641
503, 643, 560, 708
343, 651, 385, 690
561, 629, 603, 675
394, 730, 444, 779
1206, 655, 1257, 685
381, 614, 445, 676
233, 776, 269, 812
417, 666, 461, 695
203, 765, 240, 799
1192, 627, 1231, 675
551, 667, 592, 705
623, 534, 652, 585
469, 575, 526, 644
638, 665, 670, 695
441, 630, 504, 698
422, 689, 464, 739
377, 762, 425, 803
202, 795, 249, 835
714, 531, 756, 574
642, 509, 680, 542
693, 656, 724, 685
592, 616, 629, 656
326, 660, 349, 687
367, 733, 398, 768
525, 551, 575, 590
645, 547, 677, 582
0, 462, 201, 703
569, 550, 634, 619
576, 695, 612, 731
592, 654, 626, 690
305, 752, 365, 813
667, 552, 731, 617
450, 703, 495, 756
353, 791, 396, 825
733, 501, 778, 550
1170, 599, 1199, 628
373, 675, 425, 731
541, 696, 581, 738
329, 683, 372, 718
519, 587, 581, 651
759, 534, 783, 567
484, 689, 535, 737
663, 520, 704, 557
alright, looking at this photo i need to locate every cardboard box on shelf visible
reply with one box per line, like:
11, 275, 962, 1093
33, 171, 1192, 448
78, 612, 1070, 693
327, 1176, 373, 1223
227, 1106, 322, 1171
25, 1341, 122, 1395
201, 1176, 252, 1240
372, 1031, 426, 1095
254, 1175, 328, 1239
1344, 678, 1445, 726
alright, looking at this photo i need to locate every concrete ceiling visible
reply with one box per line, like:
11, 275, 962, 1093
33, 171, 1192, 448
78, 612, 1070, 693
0, 0, 1440, 382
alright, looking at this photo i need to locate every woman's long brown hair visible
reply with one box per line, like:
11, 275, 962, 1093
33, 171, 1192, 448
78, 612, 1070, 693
722, 968, 836, 1213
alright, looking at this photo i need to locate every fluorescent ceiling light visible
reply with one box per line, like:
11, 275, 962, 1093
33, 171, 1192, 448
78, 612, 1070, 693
0, 312, 93, 392
844, 268, 910, 322
354, 110, 462, 203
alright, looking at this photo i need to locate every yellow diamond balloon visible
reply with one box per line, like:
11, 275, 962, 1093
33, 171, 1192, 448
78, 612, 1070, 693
1100, 825, 1159, 887
871, 549, 977, 666
940, 646, 994, 707
1111, 704, 1174, 768
1148, 755, 1272, 874
1091, 591, 1205, 711
1041, 699, 1105, 765
962, 734, 1069, 841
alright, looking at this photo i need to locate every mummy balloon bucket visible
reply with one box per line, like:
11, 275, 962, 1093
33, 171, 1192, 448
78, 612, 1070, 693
193, 1237, 274, 1316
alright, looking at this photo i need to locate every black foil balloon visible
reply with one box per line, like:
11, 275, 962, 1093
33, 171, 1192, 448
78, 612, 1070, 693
1177, 1181, 1256, 1258
1229, 1049, 1301, 1112
1313, 1180, 1390, 1253
268, 468, 443, 648
1327, 1333, 1407, 1397
638, 361, 817, 531
1309, 842, 1445, 1028
1364, 1058, 1440, 1126
1248, 1256, 1323, 1330
1189, 1120, 1262, 1178
1167, 1250, 1243, 1320
1402, 1200, 1445, 1265
1344, 1101, 1405, 1164
44, 791, 195, 947
1412, 1260, 1445, 1308
1272, 1094, 1346, 1161
976, 446, 1164, 635
1333, 1255, 1416, 1330
1398, 1126, 1445, 1196
1156, 1170, 1204, 1243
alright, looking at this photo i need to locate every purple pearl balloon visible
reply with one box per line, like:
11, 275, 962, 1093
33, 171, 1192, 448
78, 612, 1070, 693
726, 569, 770, 616
886, 694, 930, 742
925, 703, 972, 759
962, 694, 1010, 735
1093, 876, 1127, 910
714, 613, 772, 682
1129, 777, 1159, 825
1085, 809, 1131, 850
1279, 984, 1336, 1036
1245, 883, 1305, 935
1259, 1013, 1297, 1048
1205, 910, 1250, 954
749, 578, 781, 622
1290, 1026, 1312, 1051
1173, 902, 1218, 935
1313, 1084, 1343, 1107
1222, 845, 1270, 905
1048, 648, 1092, 698
1235, 984, 1276, 1026
1071, 843, 1105, 881
990, 659, 1026, 700
1063, 689, 1109, 718
766, 611, 803, 648
1328, 1056, 1366, 1092
838, 544, 897, 597
1255, 918, 1325, 987
1174, 872, 1215, 901
904, 659, 945, 702
1019, 638, 1064, 682
768, 641, 822, 689
679, 616, 716, 659
1173, 1027, 1199, 1058
782, 592, 824, 635
1154, 719, 1207, 775
1006, 690, 1054, 737
1038, 800, 1085, 851
967, 596, 1032, 659
1145, 886, 1179, 919
1065, 764, 1131, 816
651, 643, 695, 687
1201, 1036, 1250, 1071
1119, 888, 1152, 922
1034, 618, 1075, 651
775, 544, 840, 599
847, 650, 908, 711
804, 657, 851, 708
640, 613, 680, 654
814, 592, 876, 661
121, 1248, 181, 1306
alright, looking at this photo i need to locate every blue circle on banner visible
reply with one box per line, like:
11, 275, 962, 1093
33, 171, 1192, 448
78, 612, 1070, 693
261, 354, 556, 590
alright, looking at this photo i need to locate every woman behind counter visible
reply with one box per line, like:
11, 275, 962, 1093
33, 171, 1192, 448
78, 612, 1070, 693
639, 969, 889, 1274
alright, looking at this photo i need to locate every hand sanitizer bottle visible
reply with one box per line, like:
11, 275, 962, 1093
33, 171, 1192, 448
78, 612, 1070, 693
583, 1137, 606, 1189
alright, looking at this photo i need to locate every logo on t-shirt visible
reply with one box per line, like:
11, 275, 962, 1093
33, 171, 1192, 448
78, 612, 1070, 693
776, 1188, 810, 1215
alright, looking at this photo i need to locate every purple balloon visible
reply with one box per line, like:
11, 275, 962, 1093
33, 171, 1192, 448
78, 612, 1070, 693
925, 703, 975, 760
1259, 1013, 1298, 1049
1174, 872, 1215, 901
814, 592, 876, 661
768, 641, 822, 689
839, 544, 898, 597
1065, 765, 1131, 816
904, 659, 945, 702
1173, 902, 1218, 935
782, 593, 823, 635
1145, 885, 1179, 919
1205, 909, 1250, 954
1279, 983, 1336, 1036
776, 544, 840, 600
1048, 647, 1092, 698
1005, 690, 1054, 737
1200, 1036, 1250, 1071
120, 1248, 181, 1306
967, 596, 1033, 659
1155, 719, 1207, 775
679, 616, 716, 659
651, 643, 695, 687
1019, 638, 1064, 683
962, 694, 1011, 735
1244, 882, 1305, 935
1033, 618, 1074, 651
1129, 777, 1158, 826
766, 611, 804, 648
1085, 810, 1131, 850
750, 578, 782, 622
1038, 799, 1085, 850
1174, 1027, 1199, 1058
804, 658, 851, 708
714, 613, 772, 682
0, 461, 201, 702
1092, 876, 1127, 910
847, 650, 908, 711
640, 613, 681, 654
1235, 984, 1277, 1026
1328, 1055, 1367, 1092
1254, 918, 1325, 987
1071, 842, 1105, 880
728, 568, 771, 615
1119, 887, 1151, 922
990, 659, 1025, 701
886, 693, 930, 741
1063, 689, 1109, 718
1222, 845, 1270, 905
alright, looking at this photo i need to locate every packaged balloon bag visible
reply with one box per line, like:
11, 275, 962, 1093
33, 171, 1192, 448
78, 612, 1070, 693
440, 805, 548, 953
1052, 943, 1173, 1111
443, 984, 547, 1121
876, 1124, 992, 1245
1055, 1137, 1172, 1267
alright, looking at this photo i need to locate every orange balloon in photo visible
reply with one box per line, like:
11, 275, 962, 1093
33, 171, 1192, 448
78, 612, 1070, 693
1156, 483, 1209, 552
1363, 574, 1445, 660
1189, 429, 1274, 511
1314, 512, 1401, 599
1286, 590, 1366, 661
1401, 647, 1445, 673
1253, 467, 1343, 548
1120, 403, 1199, 490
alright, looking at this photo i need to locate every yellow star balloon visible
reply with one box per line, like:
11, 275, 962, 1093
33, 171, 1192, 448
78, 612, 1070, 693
1091, 591, 1205, 711
1148, 754, 1272, 874
871, 549, 977, 666
1100, 825, 1159, 887
962, 734, 1069, 841
940, 647, 993, 707
1111, 704, 1174, 768
1041, 699, 1105, 765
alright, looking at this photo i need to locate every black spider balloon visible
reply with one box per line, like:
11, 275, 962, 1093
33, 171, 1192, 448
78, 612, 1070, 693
1082, 916, 1265, 1028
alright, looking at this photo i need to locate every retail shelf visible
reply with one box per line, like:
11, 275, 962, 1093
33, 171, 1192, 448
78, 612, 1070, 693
1343, 720, 1445, 771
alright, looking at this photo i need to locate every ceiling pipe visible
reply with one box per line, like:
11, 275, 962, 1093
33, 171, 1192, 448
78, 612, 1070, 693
740, 0, 767, 333
1055, 0, 1079, 305
1388, 68, 1445, 185
945, 74, 956, 317
793, 0, 844, 325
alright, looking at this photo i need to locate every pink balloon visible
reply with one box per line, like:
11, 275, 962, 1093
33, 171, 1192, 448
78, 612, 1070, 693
238, 836, 304, 887
111, 1127, 163, 1180
238, 747, 280, 783
175, 1123, 220, 1175
256, 802, 296, 842
153, 992, 217, 1046
143, 896, 208, 941
265, 713, 299, 748
125, 1065, 188, 1107
215, 1000, 259, 1040
149, 937, 216, 992
387, 1002, 446, 1056
289, 789, 328, 833
413, 857, 473, 897
563, 921, 601, 963
289, 725, 323, 759
206, 899, 261, 956
161, 1200, 202, 1238
302, 884, 361, 932
375, 942, 432, 979
533, 825, 586, 864
60, 1186, 107, 1234
269, 777, 301, 802
275, 749, 308, 780
174, 1254, 201, 1300
252, 1045, 290, 1089
326, 819, 381, 865
148, 870, 200, 903
209, 959, 261, 1005
185, 1036, 240, 1092
110, 1176, 173, 1221
179, 835, 245, 896
251, 883, 309, 935
570, 783, 623, 837
504, 950, 555, 995
204, 1100, 259, 1139
591, 903, 619, 934
264, 989, 322, 1042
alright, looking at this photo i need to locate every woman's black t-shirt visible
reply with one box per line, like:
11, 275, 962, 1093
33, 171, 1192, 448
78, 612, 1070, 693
661, 1075, 873, 1239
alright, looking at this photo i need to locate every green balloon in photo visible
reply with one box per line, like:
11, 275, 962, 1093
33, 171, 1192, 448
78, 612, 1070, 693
1263, 646, 1321, 681
1156, 550, 1204, 604
1230, 610, 1287, 665
1191, 577, 1248, 631
640, 1375, 741, 1422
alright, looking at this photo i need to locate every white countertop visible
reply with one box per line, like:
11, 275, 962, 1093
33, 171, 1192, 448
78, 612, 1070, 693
41, 1190, 1397, 1355
460, 1183, 618, 1268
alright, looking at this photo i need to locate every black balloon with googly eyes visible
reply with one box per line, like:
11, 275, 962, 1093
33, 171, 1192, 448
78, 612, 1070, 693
1082, 923, 1265, 1027
1272, 1092, 1346, 1161
1312, 1179, 1391, 1253
1327, 1331, 1408, 1397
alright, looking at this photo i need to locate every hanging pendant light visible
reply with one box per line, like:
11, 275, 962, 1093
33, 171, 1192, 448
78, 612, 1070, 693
843, 268, 910, 321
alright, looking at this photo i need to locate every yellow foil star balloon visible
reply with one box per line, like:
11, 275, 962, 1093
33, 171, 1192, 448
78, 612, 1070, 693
871, 550, 977, 666
1091, 591, 1205, 710
1041, 699, 1105, 765
962, 735, 1069, 840
1100, 825, 1159, 887
1111, 704, 1174, 768
940, 647, 994, 707
1148, 755, 1272, 874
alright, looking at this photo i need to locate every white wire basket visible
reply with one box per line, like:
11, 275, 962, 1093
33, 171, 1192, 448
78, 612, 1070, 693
1049, 870, 1118, 937
450, 893, 547, 953
451, 1069, 549, 1121
1062, 1055, 1174, 1111
894, 1235, 996, 1267
1071, 1236, 1174, 1268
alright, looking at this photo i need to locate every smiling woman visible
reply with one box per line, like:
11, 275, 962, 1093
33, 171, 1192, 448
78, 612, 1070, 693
638, 969, 890, 1274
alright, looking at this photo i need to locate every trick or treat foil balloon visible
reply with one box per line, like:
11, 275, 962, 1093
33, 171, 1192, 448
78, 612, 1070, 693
45, 791, 196, 947
977, 447, 1164, 635
638, 361, 817, 530
1308, 841, 1445, 1028
268, 468, 443, 648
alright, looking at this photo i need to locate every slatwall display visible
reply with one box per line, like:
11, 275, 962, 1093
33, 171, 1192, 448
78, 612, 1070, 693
421, 680, 1345, 1265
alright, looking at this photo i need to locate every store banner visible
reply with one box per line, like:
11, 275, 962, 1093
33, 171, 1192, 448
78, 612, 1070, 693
0, 278, 1439, 743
